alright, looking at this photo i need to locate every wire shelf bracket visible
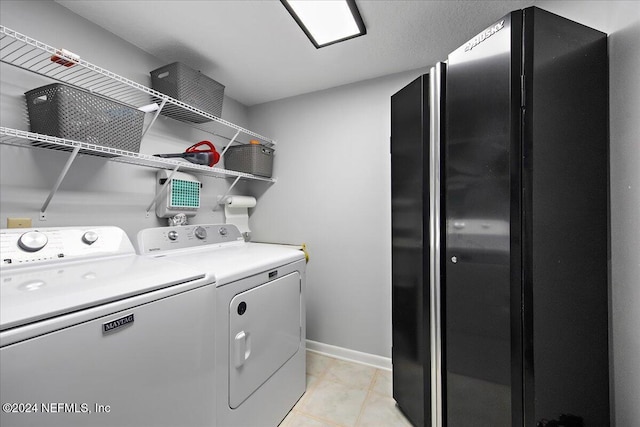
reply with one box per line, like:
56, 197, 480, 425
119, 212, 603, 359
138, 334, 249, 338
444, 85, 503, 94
39, 145, 80, 221
213, 176, 242, 211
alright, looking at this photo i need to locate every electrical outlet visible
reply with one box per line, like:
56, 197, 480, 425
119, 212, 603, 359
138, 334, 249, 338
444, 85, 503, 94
7, 218, 32, 228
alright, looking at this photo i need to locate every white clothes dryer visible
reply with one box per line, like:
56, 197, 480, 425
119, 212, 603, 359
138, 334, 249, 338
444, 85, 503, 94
0, 226, 216, 427
137, 224, 306, 427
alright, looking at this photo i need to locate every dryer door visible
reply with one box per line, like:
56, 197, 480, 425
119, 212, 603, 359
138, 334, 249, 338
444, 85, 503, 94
229, 271, 302, 409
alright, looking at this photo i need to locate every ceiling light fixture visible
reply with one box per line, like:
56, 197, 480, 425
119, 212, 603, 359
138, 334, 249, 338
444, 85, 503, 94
281, 0, 366, 49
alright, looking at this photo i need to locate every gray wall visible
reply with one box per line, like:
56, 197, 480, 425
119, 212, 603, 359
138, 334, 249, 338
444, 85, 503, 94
608, 13, 640, 427
247, 70, 427, 357
247, 1, 640, 424
0, 0, 252, 240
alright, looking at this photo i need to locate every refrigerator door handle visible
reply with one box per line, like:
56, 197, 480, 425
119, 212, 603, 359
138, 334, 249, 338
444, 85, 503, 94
429, 63, 444, 427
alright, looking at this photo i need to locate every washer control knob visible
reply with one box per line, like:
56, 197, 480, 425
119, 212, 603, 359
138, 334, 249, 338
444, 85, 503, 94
82, 231, 99, 245
18, 231, 48, 252
168, 230, 178, 241
194, 226, 207, 240
219, 227, 228, 236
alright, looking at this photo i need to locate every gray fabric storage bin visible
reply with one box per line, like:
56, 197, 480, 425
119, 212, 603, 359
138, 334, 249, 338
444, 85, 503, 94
224, 144, 274, 177
150, 62, 225, 123
25, 83, 144, 154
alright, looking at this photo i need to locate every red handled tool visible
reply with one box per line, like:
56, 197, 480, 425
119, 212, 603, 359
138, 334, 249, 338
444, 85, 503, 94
154, 141, 220, 167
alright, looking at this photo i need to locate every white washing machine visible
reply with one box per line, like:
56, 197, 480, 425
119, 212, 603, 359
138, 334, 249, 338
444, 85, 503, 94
137, 224, 306, 427
0, 226, 216, 427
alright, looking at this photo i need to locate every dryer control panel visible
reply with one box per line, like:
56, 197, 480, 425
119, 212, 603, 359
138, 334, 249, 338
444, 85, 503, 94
136, 224, 244, 255
0, 226, 134, 268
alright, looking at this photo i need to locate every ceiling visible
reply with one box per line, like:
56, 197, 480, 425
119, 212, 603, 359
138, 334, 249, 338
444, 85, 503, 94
55, 0, 536, 107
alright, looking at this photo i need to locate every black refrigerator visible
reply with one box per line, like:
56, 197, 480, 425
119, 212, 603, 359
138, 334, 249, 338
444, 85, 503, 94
391, 7, 609, 427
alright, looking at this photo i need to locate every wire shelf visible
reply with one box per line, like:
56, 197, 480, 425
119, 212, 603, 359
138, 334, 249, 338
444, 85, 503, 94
0, 25, 276, 146
0, 127, 275, 183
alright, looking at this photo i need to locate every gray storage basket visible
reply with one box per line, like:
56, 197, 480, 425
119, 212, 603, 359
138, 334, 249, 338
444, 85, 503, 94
150, 62, 225, 124
25, 83, 144, 154
224, 144, 274, 177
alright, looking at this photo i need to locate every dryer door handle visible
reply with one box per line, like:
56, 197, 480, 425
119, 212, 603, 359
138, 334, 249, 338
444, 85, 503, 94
234, 331, 251, 368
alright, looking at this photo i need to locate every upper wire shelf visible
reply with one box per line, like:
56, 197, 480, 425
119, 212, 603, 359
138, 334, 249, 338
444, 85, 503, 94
0, 25, 276, 147
0, 127, 275, 183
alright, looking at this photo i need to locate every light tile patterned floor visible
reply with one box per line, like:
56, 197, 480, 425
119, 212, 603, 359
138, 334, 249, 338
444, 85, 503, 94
279, 351, 413, 427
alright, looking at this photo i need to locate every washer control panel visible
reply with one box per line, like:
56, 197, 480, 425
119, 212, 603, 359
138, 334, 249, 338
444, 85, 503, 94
136, 224, 244, 255
1, 226, 134, 268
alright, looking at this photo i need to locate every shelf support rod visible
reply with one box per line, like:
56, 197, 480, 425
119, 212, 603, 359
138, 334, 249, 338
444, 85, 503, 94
220, 130, 242, 158
146, 164, 180, 217
40, 145, 80, 220
213, 176, 242, 211
140, 98, 167, 141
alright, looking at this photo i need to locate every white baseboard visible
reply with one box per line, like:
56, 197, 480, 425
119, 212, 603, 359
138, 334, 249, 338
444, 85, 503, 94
306, 339, 392, 371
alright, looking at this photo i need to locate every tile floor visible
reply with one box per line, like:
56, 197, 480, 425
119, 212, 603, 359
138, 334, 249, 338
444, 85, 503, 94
279, 351, 413, 427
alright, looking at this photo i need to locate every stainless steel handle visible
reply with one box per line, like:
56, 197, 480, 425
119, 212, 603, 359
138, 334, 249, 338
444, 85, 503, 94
429, 63, 444, 427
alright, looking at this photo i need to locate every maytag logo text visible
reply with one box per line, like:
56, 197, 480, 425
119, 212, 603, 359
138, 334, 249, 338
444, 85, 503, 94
103, 314, 134, 333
